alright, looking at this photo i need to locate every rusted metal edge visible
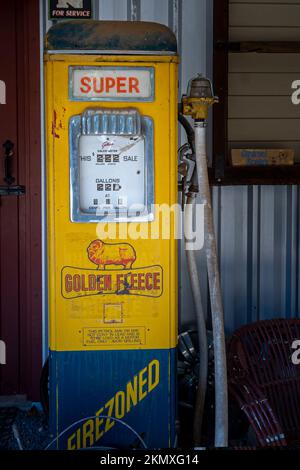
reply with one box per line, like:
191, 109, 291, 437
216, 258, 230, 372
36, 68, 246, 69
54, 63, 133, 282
46, 49, 177, 56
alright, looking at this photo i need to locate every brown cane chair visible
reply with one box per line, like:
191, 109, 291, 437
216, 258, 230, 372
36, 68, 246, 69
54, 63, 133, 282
227, 318, 300, 447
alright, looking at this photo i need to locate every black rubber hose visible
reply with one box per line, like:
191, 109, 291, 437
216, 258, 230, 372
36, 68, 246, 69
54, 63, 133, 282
178, 103, 195, 153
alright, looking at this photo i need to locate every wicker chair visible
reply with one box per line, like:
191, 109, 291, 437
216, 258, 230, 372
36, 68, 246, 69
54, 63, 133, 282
227, 318, 300, 447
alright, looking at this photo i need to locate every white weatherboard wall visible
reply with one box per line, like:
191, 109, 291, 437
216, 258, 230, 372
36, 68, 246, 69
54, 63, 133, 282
228, 0, 300, 162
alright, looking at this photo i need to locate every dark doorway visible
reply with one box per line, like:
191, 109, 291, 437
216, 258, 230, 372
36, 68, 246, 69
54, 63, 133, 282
0, 0, 42, 400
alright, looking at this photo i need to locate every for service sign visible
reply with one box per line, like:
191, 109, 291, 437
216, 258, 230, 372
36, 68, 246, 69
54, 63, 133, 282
49, 0, 92, 20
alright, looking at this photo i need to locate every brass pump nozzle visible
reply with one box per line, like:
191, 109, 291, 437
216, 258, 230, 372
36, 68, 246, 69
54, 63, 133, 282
182, 74, 218, 120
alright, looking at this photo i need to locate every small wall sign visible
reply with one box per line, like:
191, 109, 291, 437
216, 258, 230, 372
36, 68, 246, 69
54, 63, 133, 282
49, 0, 92, 20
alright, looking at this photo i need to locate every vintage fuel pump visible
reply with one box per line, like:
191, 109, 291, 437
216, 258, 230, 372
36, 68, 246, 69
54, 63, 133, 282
44, 21, 178, 449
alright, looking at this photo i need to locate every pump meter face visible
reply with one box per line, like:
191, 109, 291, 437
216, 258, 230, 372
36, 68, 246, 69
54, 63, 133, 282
70, 108, 154, 222
79, 134, 145, 214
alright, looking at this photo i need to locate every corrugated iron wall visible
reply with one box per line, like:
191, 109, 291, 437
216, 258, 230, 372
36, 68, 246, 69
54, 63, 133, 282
212, 185, 300, 333
41, 1, 299, 337
185, 184, 300, 334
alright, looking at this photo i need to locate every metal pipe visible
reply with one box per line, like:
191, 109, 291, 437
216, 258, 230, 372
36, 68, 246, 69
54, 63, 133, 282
194, 121, 228, 447
184, 193, 208, 445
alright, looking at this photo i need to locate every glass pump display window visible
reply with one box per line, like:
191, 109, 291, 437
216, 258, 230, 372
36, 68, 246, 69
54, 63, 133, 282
69, 108, 154, 222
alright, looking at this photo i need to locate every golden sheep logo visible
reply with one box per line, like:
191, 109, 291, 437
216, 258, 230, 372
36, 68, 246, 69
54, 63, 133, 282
87, 240, 136, 270
61, 240, 163, 299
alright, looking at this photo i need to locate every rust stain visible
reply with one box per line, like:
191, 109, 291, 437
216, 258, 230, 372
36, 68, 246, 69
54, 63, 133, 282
52, 110, 60, 139
57, 107, 67, 132
61, 107, 66, 127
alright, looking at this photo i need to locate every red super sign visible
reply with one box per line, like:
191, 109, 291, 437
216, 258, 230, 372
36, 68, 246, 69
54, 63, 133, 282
80, 76, 140, 94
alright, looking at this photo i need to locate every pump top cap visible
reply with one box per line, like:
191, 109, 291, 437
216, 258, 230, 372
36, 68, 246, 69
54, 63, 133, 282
45, 20, 177, 54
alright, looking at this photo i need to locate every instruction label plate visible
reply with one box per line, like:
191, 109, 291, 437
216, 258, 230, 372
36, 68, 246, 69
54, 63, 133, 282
83, 327, 146, 346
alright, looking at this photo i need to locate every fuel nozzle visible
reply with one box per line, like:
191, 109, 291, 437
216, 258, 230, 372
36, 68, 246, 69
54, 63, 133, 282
182, 74, 218, 120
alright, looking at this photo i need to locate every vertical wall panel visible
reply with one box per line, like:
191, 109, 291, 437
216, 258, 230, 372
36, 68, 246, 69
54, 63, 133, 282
289, 186, 299, 316
178, 0, 211, 330
140, 0, 168, 25
98, 0, 127, 20
222, 187, 249, 332
181, 0, 207, 93
259, 187, 276, 319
